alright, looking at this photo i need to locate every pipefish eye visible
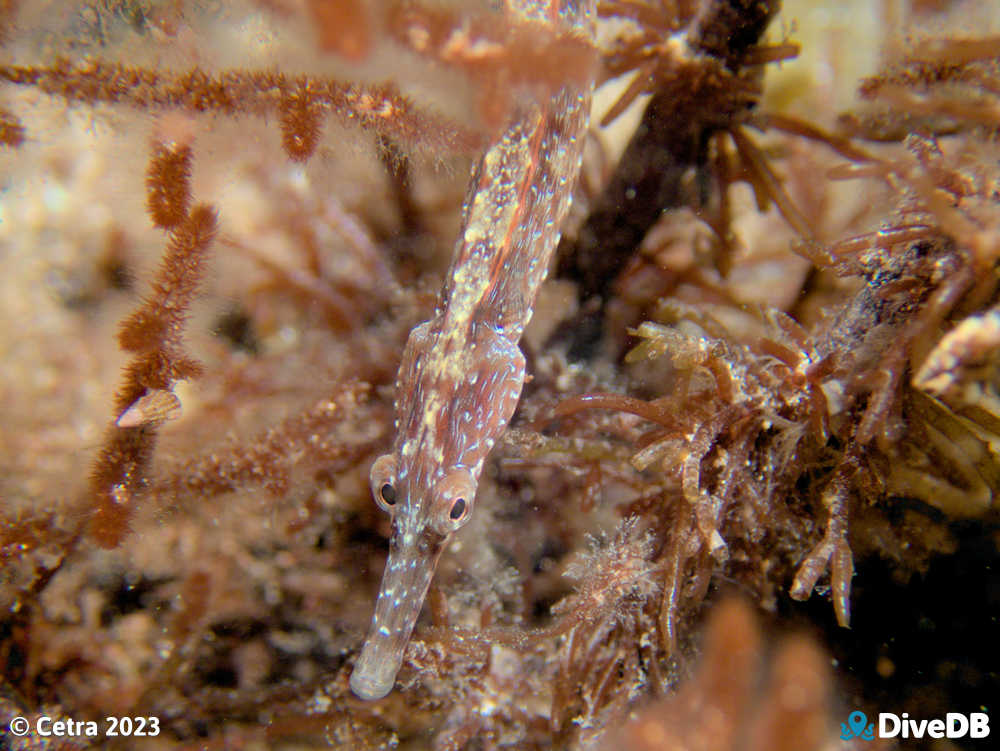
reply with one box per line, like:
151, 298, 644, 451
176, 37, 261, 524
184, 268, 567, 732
370, 454, 399, 514
380, 483, 397, 506
430, 468, 476, 534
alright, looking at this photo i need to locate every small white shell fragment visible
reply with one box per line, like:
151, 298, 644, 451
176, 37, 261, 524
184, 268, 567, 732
116, 389, 182, 428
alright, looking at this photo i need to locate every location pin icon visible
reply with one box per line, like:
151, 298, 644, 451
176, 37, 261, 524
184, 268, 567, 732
848, 711, 868, 737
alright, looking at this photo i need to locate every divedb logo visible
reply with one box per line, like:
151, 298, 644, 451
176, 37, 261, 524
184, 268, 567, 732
841, 710, 990, 741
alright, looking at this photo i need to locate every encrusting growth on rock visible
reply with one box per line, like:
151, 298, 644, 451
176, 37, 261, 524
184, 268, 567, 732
89, 138, 216, 548
0, 58, 483, 160
145, 140, 193, 230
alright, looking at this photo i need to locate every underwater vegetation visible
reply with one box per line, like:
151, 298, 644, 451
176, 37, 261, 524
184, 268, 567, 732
0, 0, 998, 748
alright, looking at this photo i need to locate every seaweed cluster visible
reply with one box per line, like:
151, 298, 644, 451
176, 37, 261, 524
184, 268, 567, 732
0, 0, 997, 749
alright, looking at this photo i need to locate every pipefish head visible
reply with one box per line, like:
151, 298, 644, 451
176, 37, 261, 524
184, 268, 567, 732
349, 452, 476, 700
350, 320, 525, 699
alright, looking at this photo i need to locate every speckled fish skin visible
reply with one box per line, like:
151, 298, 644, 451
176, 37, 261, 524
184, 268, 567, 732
350, 0, 596, 701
